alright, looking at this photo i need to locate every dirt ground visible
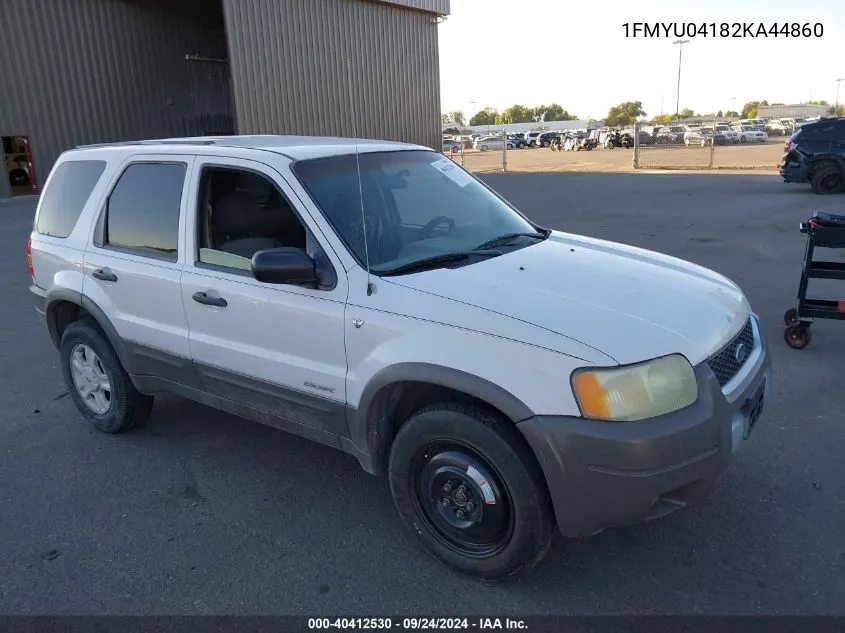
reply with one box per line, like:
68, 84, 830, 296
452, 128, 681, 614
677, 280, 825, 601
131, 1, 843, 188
453, 139, 786, 174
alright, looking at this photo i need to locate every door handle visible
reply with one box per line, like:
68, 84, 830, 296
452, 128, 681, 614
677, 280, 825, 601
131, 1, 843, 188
192, 291, 227, 308
92, 268, 117, 282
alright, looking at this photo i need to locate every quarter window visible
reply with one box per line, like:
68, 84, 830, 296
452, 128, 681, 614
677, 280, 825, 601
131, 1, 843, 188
36, 160, 106, 238
102, 162, 186, 260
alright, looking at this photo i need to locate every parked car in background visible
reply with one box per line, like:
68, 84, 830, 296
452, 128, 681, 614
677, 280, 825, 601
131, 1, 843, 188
765, 119, 789, 136
473, 136, 514, 151
732, 125, 768, 143
525, 131, 542, 147
537, 132, 561, 148
685, 128, 728, 146
442, 139, 462, 153
508, 134, 528, 149
780, 116, 845, 194
656, 126, 687, 144
715, 124, 741, 144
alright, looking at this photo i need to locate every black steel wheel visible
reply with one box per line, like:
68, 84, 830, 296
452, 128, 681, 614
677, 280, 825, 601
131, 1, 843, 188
413, 446, 513, 558
784, 323, 811, 349
784, 308, 799, 326
388, 403, 554, 580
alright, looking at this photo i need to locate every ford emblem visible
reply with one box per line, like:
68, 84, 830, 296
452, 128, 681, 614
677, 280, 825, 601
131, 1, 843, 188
734, 343, 748, 364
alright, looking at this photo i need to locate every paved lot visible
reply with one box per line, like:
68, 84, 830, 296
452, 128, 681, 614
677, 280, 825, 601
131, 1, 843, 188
458, 140, 784, 173
1, 174, 844, 616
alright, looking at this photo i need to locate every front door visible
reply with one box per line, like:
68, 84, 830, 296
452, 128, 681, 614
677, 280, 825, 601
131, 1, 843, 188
179, 156, 350, 439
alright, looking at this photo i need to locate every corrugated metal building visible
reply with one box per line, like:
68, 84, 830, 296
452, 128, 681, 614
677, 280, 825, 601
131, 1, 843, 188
0, 0, 449, 197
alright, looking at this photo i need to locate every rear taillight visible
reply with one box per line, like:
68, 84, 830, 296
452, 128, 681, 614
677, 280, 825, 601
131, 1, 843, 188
26, 238, 35, 279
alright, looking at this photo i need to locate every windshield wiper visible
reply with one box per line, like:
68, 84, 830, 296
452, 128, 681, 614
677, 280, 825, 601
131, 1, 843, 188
473, 231, 547, 251
380, 250, 503, 277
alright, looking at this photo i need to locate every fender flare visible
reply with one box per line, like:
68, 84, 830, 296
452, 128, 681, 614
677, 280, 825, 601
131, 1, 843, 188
809, 154, 845, 174
353, 362, 536, 473
45, 289, 131, 371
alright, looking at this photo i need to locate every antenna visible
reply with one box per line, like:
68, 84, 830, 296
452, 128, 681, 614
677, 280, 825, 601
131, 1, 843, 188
346, 57, 374, 296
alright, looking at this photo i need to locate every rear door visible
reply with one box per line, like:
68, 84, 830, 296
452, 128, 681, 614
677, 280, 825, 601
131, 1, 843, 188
83, 154, 199, 388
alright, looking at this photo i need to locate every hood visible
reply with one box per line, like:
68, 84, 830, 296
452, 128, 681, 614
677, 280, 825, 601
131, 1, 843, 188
385, 231, 751, 366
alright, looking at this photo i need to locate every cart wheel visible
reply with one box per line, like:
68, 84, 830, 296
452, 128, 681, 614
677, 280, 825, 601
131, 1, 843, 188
784, 324, 812, 349
784, 308, 799, 326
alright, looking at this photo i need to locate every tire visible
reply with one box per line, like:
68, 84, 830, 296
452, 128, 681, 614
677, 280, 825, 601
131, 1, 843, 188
9, 169, 28, 185
810, 161, 845, 195
388, 403, 555, 580
784, 323, 811, 349
60, 318, 154, 433
784, 308, 799, 326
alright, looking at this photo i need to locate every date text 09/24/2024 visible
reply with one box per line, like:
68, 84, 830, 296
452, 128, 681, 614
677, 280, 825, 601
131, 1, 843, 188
307, 618, 527, 630
623, 22, 824, 38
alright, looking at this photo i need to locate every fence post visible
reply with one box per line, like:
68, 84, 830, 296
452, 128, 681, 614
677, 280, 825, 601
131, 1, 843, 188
502, 127, 508, 172
709, 117, 716, 168
632, 122, 640, 169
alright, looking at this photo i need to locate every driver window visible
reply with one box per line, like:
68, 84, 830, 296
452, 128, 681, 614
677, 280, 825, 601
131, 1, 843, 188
196, 166, 331, 281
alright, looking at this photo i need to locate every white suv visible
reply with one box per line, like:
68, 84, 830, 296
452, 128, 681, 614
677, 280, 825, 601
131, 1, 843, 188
28, 135, 771, 580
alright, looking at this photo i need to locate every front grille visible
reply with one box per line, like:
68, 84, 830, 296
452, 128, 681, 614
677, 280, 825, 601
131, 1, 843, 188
707, 318, 756, 387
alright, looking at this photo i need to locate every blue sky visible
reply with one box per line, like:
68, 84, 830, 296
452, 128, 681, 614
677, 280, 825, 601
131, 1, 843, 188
437, 0, 845, 120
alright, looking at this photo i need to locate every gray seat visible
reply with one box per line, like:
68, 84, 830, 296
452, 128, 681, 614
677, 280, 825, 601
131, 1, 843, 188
211, 191, 279, 258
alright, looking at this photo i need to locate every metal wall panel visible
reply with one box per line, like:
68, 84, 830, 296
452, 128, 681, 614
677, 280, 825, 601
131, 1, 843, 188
372, 0, 450, 14
222, 0, 442, 151
0, 0, 233, 190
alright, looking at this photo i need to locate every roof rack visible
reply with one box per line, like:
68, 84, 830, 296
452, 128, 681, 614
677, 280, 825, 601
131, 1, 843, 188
74, 139, 219, 150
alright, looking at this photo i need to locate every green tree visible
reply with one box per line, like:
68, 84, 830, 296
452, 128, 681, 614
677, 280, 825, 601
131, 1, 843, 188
605, 101, 646, 126
447, 110, 465, 126
495, 104, 535, 124
469, 108, 498, 126
740, 100, 768, 118
533, 103, 577, 122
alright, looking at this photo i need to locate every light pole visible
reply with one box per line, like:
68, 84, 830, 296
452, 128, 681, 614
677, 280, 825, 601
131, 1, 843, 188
673, 39, 689, 117
835, 79, 843, 115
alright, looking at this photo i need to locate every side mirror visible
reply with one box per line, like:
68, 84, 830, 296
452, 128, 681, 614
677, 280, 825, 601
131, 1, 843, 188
251, 247, 317, 286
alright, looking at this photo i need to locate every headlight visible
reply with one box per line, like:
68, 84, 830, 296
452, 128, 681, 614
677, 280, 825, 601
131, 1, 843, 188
571, 354, 698, 422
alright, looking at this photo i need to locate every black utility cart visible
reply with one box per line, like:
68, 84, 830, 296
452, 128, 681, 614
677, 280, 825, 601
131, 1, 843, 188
784, 211, 845, 349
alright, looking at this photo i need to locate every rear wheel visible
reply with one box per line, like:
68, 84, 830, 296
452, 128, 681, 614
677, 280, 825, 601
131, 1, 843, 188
810, 161, 845, 195
388, 403, 554, 580
60, 318, 154, 433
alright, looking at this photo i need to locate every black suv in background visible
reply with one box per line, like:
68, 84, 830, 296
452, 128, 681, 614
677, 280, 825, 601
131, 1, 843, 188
780, 117, 845, 194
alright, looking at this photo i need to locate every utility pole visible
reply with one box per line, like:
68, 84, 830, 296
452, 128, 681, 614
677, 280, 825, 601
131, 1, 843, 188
673, 39, 690, 117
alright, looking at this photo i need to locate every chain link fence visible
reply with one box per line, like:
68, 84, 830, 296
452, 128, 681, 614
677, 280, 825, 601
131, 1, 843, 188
632, 117, 790, 170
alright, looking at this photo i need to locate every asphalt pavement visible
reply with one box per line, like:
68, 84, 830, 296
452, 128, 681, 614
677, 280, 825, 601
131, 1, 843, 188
1, 173, 844, 615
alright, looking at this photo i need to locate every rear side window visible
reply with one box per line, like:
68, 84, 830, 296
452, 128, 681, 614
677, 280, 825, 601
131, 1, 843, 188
101, 162, 186, 261
36, 160, 106, 238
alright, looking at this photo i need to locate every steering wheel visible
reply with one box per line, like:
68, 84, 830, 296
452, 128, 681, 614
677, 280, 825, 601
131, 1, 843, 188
419, 215, 456, 239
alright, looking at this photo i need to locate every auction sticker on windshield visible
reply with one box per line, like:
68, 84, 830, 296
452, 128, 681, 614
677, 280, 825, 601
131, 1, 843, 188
431, 157, 474, 188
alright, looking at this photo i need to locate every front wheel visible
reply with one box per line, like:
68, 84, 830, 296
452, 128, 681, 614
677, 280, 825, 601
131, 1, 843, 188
388, 404, 554, 580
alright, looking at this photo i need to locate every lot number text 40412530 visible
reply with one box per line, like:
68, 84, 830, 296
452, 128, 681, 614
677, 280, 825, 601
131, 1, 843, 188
622, 22, 823, 38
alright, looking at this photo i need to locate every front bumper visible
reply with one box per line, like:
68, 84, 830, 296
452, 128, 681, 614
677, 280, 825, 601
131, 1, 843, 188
518, 317, 772, 538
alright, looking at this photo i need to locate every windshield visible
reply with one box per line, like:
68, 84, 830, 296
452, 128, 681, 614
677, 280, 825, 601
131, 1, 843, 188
291, 150, 541, 274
